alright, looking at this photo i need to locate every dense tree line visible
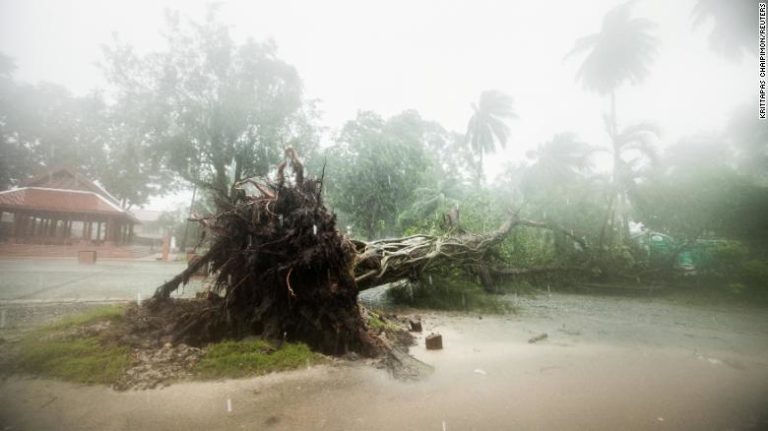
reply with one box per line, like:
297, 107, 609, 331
0, 1, 766, 292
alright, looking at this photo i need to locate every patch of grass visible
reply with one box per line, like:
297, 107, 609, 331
194, 339, 320, 379
3, 304, 132, 385
14, 336, 131, 384
366, 311, 399, 332
43, 304, 125, 331
4, 305, 326, 385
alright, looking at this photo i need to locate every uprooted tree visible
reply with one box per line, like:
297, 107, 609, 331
152, 150, 585, 356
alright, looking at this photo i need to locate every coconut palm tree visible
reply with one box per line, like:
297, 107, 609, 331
567, 0, 659, 246
601, 122, 660, 245
465, 90, 516, 181
525, 133, 594, 185
568, 1, 657, 95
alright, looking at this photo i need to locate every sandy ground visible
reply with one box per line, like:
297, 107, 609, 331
1, 292, 767, 431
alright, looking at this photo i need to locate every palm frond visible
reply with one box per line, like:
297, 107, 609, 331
568, 0, 658, 95
465, 90, 516, 156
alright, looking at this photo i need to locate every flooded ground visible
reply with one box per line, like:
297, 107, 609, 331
1, 291, 767, 430
0, 259, 202, 302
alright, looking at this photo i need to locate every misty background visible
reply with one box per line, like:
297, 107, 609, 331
0, 0, 755, 213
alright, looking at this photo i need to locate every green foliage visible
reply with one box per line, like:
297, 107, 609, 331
681, 240, 765, 292
387, 270, 510, 313
601, 244, 638, 272
365, 311, 399, 332
195, 339, 318, 379
634, 138, 768, 244
0, 54, 173, 207
740, 259, 768, 290
497, 228, 558, 268
100, 7, 317, 201
326, 110, 441, 239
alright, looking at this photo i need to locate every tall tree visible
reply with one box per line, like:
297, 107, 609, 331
726, 104, 768, 185
568, 0, 659, 246
327, 110, 437, 239
521, 133, 605, 243
635, 136, 768, 247
101, 8, 310, 204
0, 53, 165, 208
0, 57, 104, 187
464, 90, 516, 181
524, 133, 593, 186
600, 122, 660, 244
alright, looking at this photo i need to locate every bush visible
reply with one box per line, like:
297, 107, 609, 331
693, 240, 749, 282
740, 259, 768, 290
387, 270, 510, 313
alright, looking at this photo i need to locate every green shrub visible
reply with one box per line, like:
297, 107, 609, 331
387, 270, 510, 313
740, 259, 768, 290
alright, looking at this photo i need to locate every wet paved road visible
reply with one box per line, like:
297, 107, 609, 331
0, 259, 203, 302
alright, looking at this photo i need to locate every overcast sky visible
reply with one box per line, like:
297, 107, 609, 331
0, 0, 755, 210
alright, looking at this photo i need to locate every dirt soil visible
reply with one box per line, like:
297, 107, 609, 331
1, 291, 768, 431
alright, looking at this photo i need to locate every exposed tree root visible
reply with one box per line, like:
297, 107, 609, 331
153, 154, 381, 356
151, 152, 589, 356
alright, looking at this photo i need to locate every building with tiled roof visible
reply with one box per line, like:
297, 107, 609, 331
0, 167, 139, 246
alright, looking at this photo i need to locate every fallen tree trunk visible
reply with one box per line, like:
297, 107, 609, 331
352, 214, 587, 291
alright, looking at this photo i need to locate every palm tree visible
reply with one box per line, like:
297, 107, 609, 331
465, 90, 517, 180
523, 133, 596, 233
525, 133, 594, 185
567, 0, 659, 246
568, 1, 657, 96
600, 122, 660, 245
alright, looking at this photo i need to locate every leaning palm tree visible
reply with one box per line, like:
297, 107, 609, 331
465, 90, 517, 181
567, 0, 659, 246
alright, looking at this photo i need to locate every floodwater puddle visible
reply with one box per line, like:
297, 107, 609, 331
2, 292, 768, 430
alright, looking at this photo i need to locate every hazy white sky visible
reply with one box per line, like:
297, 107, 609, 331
0, 0, 756, 209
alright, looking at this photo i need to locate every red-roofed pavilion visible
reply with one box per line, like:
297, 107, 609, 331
0, 168, 139, 246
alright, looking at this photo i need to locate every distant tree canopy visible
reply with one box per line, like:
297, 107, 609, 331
0, 8, 320, 209
0, 54, 165, 208
567, 0, 660, 247
101, 8, 319, 201
0, 1, 765, 290
325, 111, 443, 239
634, 136, 768, 246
